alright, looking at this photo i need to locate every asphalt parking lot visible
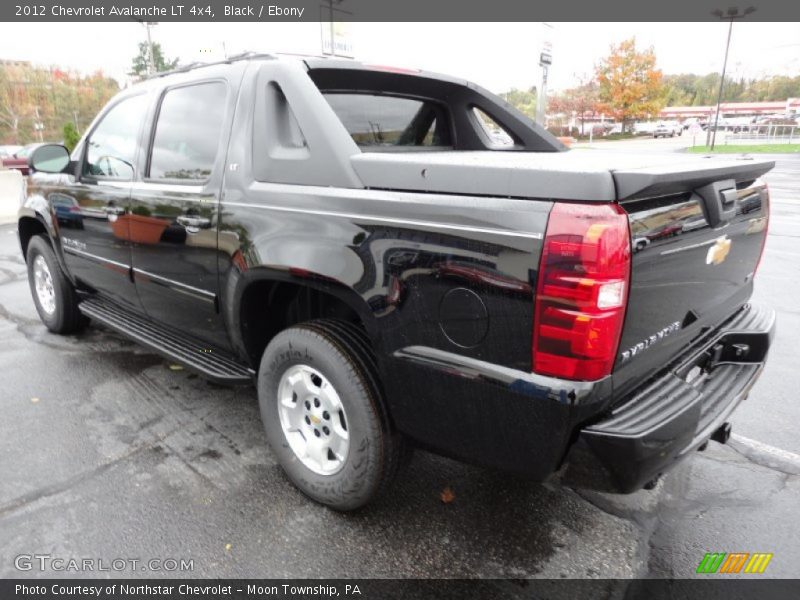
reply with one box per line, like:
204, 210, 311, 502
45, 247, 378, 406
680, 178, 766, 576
0, 149, 798, 584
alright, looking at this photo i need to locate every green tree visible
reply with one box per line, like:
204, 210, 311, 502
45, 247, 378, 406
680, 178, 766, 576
660, 73, 800, 106
130, 41, 179, 77
596, 38, 665, 132
62, 121, 80, 152
499, 87, 537, 121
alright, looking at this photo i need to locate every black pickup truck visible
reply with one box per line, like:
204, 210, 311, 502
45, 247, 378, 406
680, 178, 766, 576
18, 54, 775, 510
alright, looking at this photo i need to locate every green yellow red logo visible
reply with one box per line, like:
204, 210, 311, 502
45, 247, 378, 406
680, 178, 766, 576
696, 552, 773, 574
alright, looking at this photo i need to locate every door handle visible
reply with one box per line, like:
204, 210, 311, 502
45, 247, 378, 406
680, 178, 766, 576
176, 215, 212, 230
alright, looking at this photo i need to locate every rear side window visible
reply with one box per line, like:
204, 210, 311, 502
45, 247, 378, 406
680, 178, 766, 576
323, 93, 451, 150
83, 94, 149, 180
472, 107, 516, 148
148, 82, 226, 181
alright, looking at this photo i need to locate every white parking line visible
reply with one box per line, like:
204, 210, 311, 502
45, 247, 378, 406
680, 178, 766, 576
729, 433, 800, 474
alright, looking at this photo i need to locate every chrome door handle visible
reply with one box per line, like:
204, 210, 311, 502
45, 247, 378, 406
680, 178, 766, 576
176, 215, 212, 229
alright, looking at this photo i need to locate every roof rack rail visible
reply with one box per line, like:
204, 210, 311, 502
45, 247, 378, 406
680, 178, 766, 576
143, 51, 276, 80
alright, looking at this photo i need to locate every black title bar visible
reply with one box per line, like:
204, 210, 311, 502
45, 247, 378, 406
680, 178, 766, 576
2, 0, 800, 22
3, 579, 800, 600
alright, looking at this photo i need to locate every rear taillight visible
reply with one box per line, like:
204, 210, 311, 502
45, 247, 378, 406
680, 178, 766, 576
533, 202, 631, 381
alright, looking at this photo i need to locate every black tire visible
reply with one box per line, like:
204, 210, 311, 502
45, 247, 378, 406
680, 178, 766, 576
258, 320, 404, 510
25, 235, 86, 334
305, 319, 414, 470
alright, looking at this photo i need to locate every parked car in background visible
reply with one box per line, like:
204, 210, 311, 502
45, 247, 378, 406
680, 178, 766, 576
633, 121, 657, 136
0, 145, 23, 159
681, 118, 701, 131
653, 122, 681, 138
754, 114, 797, 126
1, 143, 46, 175
724, 116, 756, 133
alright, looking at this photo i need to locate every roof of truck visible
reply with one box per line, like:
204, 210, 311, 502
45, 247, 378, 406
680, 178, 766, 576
144, 51, 464, 85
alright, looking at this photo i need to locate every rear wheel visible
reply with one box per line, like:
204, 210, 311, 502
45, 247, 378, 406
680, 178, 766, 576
26, 235, 86, 334
258, 320, 404, 510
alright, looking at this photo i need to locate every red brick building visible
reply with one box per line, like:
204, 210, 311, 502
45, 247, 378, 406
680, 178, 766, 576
660, 99, 800, 119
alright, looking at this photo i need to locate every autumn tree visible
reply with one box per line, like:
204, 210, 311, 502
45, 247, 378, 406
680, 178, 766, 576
549, 77, 600, 135
130, 41, 179, 78
0, 62, 118, 144
0, 64, 28, 144
596, 38, 665, 132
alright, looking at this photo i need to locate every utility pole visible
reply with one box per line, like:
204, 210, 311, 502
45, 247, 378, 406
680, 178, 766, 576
329, 0, 336, 57
706, 6, 755, 150
535, 23, 554, 128
320, 1, 352, 58
131, 18, 158, 75
145, 21, 157, 75
33, 106, 43, 142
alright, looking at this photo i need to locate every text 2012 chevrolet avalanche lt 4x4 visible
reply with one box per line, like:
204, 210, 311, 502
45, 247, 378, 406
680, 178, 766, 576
18, 54, 775, 510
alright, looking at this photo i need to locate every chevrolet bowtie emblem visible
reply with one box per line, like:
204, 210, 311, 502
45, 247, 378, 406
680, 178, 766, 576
706, 236, 732, 265
310, 415, 321, 424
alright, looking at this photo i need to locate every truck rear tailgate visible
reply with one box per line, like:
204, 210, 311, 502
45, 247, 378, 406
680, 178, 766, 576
611, 160, 772, 397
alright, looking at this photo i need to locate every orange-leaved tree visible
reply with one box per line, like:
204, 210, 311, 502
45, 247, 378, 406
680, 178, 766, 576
596, 38, 665, 133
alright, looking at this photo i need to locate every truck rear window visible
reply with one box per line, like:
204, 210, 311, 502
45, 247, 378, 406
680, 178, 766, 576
323, 93, 452, 151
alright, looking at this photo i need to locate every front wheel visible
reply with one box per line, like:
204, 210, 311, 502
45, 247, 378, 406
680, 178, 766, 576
258, 320, 404, 510
26, 235, 86, 334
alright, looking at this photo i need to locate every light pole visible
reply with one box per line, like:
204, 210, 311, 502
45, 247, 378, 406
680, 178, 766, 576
707, 6, 755, 150
131, 19, 158, 75
322, 0, 347, 57
144, 21, 157, 75
535, 23, 554, 127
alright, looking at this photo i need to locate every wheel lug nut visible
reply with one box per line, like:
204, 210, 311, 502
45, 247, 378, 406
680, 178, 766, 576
323, 411, 330, 420
305, 401, 310, 409
313, 398, 320, 408
323, 426, 330, 435
304, 416, 310, 425
314, 429, 321, 438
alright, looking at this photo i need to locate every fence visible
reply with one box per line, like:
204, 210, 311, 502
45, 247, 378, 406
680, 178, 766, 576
721, 124, 798, 145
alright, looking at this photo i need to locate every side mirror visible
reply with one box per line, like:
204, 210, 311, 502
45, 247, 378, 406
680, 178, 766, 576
30, 144, 71, 174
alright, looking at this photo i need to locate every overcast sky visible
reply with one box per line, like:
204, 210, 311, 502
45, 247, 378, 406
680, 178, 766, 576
0, 21, 798, 93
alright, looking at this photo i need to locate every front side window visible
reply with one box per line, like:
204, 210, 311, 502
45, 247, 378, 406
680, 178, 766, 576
323, 93, 451, 150
148, 82, 227, 181
84, 94, 149, 180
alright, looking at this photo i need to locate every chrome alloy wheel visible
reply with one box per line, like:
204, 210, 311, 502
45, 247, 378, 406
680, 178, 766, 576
33, 255, 56, 316
277, 364, 349, 475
